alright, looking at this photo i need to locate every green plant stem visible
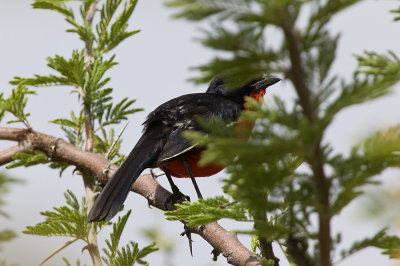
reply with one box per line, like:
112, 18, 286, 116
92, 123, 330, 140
38, 237, 79, 266
84, 177, 103, 266
82, 1, 102, 266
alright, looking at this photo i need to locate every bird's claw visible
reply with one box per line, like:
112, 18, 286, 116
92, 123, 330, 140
165, 191, 190, 209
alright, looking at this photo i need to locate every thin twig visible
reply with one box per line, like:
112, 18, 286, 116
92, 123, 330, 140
150, 169, 165, 178
105, 121, 129, 159
219, 200, 238, 209
38, 237, 79, 265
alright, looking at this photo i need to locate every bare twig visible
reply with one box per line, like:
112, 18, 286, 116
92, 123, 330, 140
0, 126, 262, 266
219, 200, 238, 209
150, 169, 165, 178
105, 121, 129, 159
38, 237, 79, 266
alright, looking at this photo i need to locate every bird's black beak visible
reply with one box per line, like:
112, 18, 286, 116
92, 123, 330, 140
251, 75, 281, 91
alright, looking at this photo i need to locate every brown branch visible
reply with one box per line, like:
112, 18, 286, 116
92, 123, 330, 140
280, 8, 332, 266
0, 126, 262, 266
0, 141, 33, 166
259, 237, 279, 266
286, 235, 312, 266
280, 18, 314, 122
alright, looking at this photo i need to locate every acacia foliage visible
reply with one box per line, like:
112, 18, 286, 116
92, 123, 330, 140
1, 0, 155, 265
165, 0, 400, 265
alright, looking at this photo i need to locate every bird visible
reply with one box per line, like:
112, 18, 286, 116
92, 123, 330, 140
87, 75, 280, 222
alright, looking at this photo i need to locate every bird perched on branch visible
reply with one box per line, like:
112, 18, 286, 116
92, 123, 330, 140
87, 75, 280, 222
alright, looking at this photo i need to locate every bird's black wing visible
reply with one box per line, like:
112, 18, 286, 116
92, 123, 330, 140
142, 93, 243, 165
88, 93, 242, 222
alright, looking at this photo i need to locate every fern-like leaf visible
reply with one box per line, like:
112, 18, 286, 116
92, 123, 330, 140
165, 196, 247, 226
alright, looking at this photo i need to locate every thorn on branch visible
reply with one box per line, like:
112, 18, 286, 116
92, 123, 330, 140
150, 168, 164, 179
181, 225, 194, 256
212, 248, 221, 261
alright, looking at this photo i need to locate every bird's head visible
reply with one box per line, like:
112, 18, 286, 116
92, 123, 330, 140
206, 75, 281, 102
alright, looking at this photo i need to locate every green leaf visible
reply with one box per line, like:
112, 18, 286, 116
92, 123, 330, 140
98, 97, 143, 128
32, 0, 74, 18
0, 85, 35, 127
62, 257, 84, 266
96, 0, 140, 54
165, 196, 247, 226
322, 76, 394, 133
136, 242, 158, 265
341, 228, 400, 259
355, 50, 400, 78
165, 0, 247, 21
11, 50, 86, 88
23, 190, 107, 240
102, 210, 158, 265
6, 151, 49, 169
51, 110, 86, 147
65, 16, 95, 48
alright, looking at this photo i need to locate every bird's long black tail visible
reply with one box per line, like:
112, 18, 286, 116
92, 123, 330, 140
87, 131, 164, 222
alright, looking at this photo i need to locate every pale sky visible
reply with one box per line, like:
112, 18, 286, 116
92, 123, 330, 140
1, 1, 400, 266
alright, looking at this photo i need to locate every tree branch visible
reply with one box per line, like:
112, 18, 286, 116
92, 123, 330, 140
0, 126, 262, 266
259, 237, 279, 266
0, 141, 33, 166
280, 8, 332, 266
286, 235, 312, 266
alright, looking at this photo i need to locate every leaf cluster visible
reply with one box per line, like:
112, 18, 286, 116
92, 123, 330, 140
165, 196, 247, 227
0, 85, 35, 127
32, 0, 140, 56
166, 0, 400, 264
0, 173, 22, 252
6, 150, 70, 177
8, 0, 142, 172
102, 210, 158, 266
24, 190, 157, 265
23, 190, 106, 240
2, 0, 153, 265
341, 228, 400, 260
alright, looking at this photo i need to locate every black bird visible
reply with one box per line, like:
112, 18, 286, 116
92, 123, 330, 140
87, 76, 280, 222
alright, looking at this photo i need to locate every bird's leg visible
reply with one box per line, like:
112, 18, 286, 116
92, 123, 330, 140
182, 160, 203, 199
163, 167, 181, 195
163, 168, 190, 209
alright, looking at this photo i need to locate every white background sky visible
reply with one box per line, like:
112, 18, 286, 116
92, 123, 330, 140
1, 0, 400, 265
